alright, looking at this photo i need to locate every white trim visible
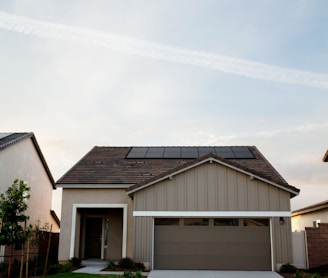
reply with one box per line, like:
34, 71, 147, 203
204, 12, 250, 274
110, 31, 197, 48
150, 215, 275, 271
151, 218, 155, 270
126, 157, 299, 196
270, 218, 274, 271
70, 203, 128, 259
58, 184, 133, 189
133, 211, 291, 217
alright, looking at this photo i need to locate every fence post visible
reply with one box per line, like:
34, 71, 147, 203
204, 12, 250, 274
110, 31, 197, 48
42, 224, 52, 277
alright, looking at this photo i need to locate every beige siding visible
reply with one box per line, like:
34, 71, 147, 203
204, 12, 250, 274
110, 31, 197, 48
58, 188, 134, 262
272, 217, 293, 268
133, 162, 293, 270
135, 163, 291, 212
0, 138, 59, 232
134, 217, 153, 266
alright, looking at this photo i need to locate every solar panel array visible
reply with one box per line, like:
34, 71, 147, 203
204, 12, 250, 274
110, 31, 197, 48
126, 146, 254, 159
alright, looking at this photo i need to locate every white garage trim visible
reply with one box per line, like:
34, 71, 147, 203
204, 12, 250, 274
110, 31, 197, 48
133, 210, 291, 217
151, 216, 274, 271
70, 203, 128, 259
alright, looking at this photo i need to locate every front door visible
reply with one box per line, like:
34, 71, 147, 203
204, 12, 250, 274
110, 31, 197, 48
85, 217, 102, 259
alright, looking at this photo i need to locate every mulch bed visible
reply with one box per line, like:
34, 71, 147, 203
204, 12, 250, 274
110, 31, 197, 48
280, 264, 328, 277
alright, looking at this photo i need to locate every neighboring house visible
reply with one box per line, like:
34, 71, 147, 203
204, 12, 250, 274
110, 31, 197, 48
292, 150, 328, 231
57, 146, 299, 271
323, 149, 328, 162
0, 133, 60, 232
292, 200, 328, 231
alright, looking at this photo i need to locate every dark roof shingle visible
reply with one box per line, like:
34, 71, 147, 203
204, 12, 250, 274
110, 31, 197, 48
56, 146, 298, 197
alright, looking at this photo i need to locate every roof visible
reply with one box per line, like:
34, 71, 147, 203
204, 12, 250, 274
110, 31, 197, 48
292, 200, 328, 216
50, 209, 61, 228
0, 132, 55, 188
57, 146, 299, 197
323, 150, 328, 162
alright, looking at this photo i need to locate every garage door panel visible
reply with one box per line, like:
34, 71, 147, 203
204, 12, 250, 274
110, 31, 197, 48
155, 254, 271, 270
154, 219, 271, 270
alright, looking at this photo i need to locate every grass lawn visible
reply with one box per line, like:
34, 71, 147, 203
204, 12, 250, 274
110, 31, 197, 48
47, 273, 123, 278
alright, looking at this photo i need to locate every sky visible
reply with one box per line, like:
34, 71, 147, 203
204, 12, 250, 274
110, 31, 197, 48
0, 0, 327, 215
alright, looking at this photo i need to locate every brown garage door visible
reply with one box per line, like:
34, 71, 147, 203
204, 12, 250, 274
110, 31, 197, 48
154, 218, 271, 270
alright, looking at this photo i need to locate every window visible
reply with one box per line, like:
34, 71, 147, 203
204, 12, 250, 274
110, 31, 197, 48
243, 218, 269, 226
214, 218, 239, 226
155, 218, 179, 226
184, 218, 209, 226
313, 219, 320, 228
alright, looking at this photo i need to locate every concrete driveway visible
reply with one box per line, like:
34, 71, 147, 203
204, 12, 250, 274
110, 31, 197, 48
148, 270, 282, 278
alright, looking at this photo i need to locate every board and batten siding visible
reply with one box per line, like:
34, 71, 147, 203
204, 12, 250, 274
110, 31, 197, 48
135, 163, 290, 212
133, 162, 293, 270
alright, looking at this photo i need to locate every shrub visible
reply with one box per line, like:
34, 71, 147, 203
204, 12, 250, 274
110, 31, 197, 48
295, 270, 304, 278
119, 258, 134, 270
280, 263, 298, 273
311, 274, 321, 278
106, 260, 116, 270
60, 262, 72, 273
133, 262, 145, 271
123, 271, 134, 278
70, 257, 82, 267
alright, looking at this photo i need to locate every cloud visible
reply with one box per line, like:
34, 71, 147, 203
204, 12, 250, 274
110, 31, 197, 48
0, 10, 327, 89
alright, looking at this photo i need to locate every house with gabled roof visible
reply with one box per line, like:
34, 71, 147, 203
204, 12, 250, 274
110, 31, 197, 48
292, 150, 328, 231
57, 146, 299, 271
0, 132, 60, 231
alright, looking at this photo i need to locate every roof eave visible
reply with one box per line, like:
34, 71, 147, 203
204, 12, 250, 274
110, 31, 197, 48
57, 183, 134, 189
50, 210, 61, 228
30, 134, 56, 189
292, 201, 328, 216
323, 150, 328, 162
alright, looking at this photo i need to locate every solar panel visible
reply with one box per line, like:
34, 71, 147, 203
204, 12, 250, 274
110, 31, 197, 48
198, 147, 215, 156
215, 147, 235, 158
231, 146, 254, 159
181, 147, 198, 158
126, 147, 148, 158
126, 146, 254, 159
145, 147, 164, 158
163, 147, 181, 158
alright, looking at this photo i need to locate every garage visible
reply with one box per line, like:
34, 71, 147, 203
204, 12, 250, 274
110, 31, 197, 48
154, 218, 271, 270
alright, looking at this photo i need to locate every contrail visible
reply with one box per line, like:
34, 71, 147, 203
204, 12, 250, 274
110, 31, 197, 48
1, 10, 327, 89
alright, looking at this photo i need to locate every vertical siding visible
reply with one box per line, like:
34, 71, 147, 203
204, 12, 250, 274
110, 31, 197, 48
134, 162, 291, 212
247, 179, 259, 210
258, 182, 270, 211
134, 216, 153, 266
272, 217, 293, 267
217, 165, 227, 210
207, 165, 217, 210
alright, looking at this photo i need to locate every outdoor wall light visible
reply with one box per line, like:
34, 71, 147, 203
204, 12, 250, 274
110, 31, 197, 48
279, 217, 285, 225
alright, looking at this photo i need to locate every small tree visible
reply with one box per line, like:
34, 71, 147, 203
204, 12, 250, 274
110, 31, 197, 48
0, 179, 31, 278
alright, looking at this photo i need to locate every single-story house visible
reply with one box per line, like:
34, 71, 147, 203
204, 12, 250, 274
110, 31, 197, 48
291, 150, 328, 231
0, 132, 60, 231
57, 146, 299, 271
292, 200, 328, 231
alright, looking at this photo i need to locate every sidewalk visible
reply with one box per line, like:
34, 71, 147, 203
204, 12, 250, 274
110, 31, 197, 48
73, 260, 149, 276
